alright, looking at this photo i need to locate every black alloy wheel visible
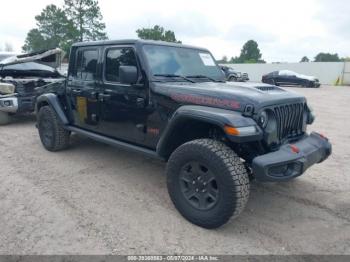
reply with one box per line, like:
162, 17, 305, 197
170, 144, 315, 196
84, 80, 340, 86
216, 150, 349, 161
179, 161, 219, 211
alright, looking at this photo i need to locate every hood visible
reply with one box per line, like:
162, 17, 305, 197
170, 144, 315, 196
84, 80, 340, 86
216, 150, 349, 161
153, 81, 306, 112
0, 48, 63, 68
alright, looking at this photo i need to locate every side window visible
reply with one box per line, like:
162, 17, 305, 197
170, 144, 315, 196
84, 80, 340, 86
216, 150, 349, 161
105, 47, 137, 82
75, 49, 98, 80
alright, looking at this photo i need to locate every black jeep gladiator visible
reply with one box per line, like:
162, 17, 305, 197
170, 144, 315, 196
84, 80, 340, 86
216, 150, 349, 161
35, 40, 332, 228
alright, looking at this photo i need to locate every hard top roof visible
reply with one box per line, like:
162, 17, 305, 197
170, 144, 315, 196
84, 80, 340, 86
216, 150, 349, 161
72, 39, 209, 51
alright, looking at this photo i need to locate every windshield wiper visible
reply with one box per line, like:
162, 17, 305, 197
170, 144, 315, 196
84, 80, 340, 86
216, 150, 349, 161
154, 74, 196, 83
186, 75, 224, 83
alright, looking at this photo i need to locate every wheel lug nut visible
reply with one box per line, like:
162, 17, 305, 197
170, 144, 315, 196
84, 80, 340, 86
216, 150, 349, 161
203, 182, 207, 186
197, 177, 201, 180
202, 189, 206, 193
192, 181, 196, 184
196, 189, 199, 192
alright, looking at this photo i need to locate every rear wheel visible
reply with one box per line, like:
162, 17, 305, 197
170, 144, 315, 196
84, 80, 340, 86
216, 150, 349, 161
37, 106, 70, 151
0, 111, 10, 125
166, 139, 250, 229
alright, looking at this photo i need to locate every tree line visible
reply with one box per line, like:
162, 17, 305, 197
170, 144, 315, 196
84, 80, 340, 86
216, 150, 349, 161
22, 0, 107, 56
21, 0, 181, 57
219, 47, 348, 64
300, 54, 349, 63
18, 1, 348, 63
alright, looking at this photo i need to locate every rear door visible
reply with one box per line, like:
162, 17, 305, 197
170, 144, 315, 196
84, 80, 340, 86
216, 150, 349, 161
66, 47, 101, 130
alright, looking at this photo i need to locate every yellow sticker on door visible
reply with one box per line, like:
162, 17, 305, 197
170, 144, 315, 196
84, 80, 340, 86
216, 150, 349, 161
76, 96, 87, 123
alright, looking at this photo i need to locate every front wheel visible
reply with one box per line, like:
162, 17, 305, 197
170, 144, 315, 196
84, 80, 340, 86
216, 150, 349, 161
37, 106, 70, 151
166, 139, 250, 229
271, 79, 278, 86
228, 76, 237, 82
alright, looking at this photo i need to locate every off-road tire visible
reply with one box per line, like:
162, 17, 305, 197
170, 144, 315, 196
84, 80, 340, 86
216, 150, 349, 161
0, 111, 10, 125
166, 139, 250, 229
37, 106, 70, 151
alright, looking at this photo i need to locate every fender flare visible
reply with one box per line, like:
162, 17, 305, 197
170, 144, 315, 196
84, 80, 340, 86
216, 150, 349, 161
36, 93, 69, 125
156, 105, 262, 158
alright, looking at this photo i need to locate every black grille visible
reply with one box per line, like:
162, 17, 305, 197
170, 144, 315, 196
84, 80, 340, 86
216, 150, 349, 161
273, 103, 305, 141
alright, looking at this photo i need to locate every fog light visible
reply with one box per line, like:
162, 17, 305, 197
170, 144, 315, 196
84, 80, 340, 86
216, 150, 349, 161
4, 100, 12, 106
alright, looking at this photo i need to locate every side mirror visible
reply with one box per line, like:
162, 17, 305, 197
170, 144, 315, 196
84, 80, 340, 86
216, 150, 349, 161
119, 65, 138, 84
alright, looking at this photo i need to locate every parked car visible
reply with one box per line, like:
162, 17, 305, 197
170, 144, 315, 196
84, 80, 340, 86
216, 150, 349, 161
0, 49, 65, 125
220, 65, 249, 82
262, 70, 320, 87
35, 39, 331, 229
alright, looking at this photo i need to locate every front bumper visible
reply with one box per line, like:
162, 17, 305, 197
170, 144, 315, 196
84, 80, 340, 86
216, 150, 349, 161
0, 94, 36, 114
0, 94, 18, 113
252, 132, 331, 182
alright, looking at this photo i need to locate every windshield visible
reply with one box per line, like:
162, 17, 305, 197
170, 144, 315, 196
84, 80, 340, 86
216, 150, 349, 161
143, 44, 225, 81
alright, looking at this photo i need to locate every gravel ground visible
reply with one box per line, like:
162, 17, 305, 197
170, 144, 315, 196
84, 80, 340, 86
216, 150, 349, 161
0, 85, 349, 255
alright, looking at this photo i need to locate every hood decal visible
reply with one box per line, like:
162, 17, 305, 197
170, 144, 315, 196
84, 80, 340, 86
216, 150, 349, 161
171, 93, 240, 110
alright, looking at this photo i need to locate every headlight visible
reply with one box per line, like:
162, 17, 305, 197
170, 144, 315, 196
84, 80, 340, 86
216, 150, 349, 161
258, 110, 268, 128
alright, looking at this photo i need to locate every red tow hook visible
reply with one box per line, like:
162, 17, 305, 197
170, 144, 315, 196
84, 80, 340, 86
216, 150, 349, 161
290, 144, 300, 154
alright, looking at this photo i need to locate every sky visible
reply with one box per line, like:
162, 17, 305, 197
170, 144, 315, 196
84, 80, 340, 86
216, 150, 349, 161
0, 0, 349, 62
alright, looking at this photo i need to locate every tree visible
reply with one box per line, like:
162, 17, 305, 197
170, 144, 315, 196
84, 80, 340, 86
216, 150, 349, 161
23, 29, 47, 52
229, 56, 240, 63
238, 40, 264, 63
300, 56, 310, 62
217, 55, 228, 64
23, 1, 107, 55
23, 5, 75, 53
136, 25, 181, 43
314, 53, 340, 62
64, 0, 107, 42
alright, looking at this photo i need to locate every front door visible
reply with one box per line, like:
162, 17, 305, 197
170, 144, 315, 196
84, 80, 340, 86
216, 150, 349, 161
98, 46, 149, 143
66, 47, 101, 130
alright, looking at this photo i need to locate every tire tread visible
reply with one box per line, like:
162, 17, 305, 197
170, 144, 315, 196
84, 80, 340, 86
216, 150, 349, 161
167, 139, 250, 228
38, 106, 70, 151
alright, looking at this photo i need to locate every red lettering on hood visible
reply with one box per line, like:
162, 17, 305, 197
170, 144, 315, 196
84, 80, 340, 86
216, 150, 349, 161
171, 94, 240, 109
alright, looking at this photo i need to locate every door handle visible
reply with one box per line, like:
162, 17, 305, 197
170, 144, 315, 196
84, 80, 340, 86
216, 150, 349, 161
136, 97, 145, 107
71, 89, 82, 95
99, 93, 111, 101
89, 91, 98, 99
